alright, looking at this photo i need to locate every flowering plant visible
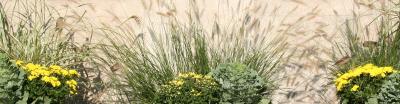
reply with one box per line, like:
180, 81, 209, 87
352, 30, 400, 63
12, 60, 80, 103
335, 63, 397, 103
210, 63, 267, 103
156, 72, 221, 103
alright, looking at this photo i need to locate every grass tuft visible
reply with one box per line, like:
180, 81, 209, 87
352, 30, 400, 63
98, 20, 286, 102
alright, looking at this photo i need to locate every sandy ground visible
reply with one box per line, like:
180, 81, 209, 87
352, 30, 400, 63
5, 0, 386, 103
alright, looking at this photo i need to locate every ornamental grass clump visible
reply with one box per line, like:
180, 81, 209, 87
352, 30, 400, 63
156, 72, 220, 104
99, 24, 283, 103
8, 60, 80, 103
98, 1, 286, 103
335, 64, 397, 103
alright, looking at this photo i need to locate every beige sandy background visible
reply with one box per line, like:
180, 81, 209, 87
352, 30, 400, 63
6, 0, 386, 103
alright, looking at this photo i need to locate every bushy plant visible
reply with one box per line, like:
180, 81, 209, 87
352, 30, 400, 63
98, 1, 286, 103
99, 24, 283, 103
0, 52, 18, 103
156, 72, 220, 104
0, 1, 103, 103
2, 60, 80, 103
210, 63, 266, 104
378, 72, 400, 103
332, 2, 400, 104
335, 64, 397, 103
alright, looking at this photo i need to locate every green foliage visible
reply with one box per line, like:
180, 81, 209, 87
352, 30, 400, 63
0, 1, 81, 66
334, 19, 400, 73
156, 72, 220, 104
378, 72, 400, 103
1, 58, 80, 103
333, 3, 400, 104
0, 1, 100, 103
333, 3, 400, 75
17, 61, 79, 103
0, 53, 23, 103
335, 64, 395, 104
99, 23, 283, 103
99, 26, 215, 103
210, 63, 266, 104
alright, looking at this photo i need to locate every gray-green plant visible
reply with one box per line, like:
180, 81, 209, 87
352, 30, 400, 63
0, 52, 24, 103
210, 63, 266, 104
378, 72, 400, 104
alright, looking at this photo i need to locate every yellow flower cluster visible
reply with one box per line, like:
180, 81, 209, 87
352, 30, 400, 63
16, 60, 23, 66
350, 85, 360, 92
41, 76, 61, 87
178, 72, 213, 80
161, 72, 218, 97
15, 60, 79, 94
174, 72, 216, 86
66, 80, 78, 94
190, 89, 202, 96
169, 79, 184, 86
335, 64, 396, 91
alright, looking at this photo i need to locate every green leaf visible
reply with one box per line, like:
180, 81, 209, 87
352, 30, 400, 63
15, 91, 29, 104
31, 98, 38, 104
342, 99, 349, 104
258, 99, 271, 104
211, 63, 265, 103
366, 97, 378, 104
22, 91, 29, 101
18, 69, 26, 80
5, 81, 15, 89
15, 100, 27, 104
44, 96, 51, 104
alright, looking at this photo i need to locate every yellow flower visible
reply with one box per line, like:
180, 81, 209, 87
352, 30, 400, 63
66, 80, 78, 92
50, 65, 62, 70
190, 89, 202, 96
60, 70, 69, 76
30, 69, 51, 77
66, 80, 78, 86
66, 79, 78, 95
335, 64, 397, 91
188, 72, 196, 76
27, 75, 38, 81
204, 75, 212, 79
193, 92, 201, 96
25, 63, 41, 72
15, 61, 81, 93
41, 76, 61, 87
15, 60, 23, 66
69, 91, 77, 95
178, 73, 189, 78
351, 85, 360, 92
335, 79, 350, 91
175, 80, 184, 86
68, 70, 80, 77
193, 74, 202, 79
169, 80, 184, 86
